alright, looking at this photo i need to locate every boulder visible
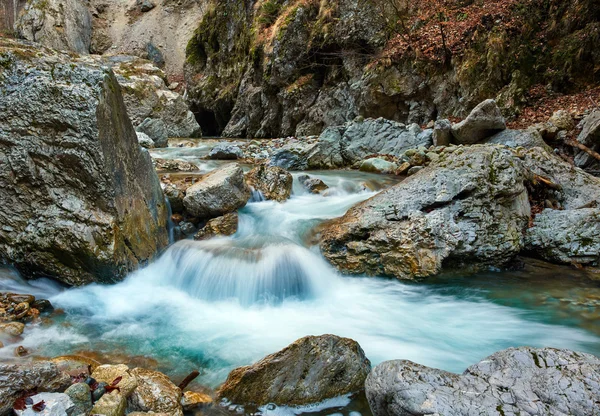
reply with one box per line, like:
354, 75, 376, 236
549, 109, 575, 131
359, 158, 398, 174
16, 0, 92, 54
0, 39, 169, 286
0, 361, 71, 415
366, 347, 600, 416
298, 175, 329, 194
525, 208, 600, 265
50, 355, 100, 377
0, 322, 25, 336
208, 143, 244, 160
136, 132, 155, 149
128, 368, 183, 416
92, 364, 138, 398
14, 392, 75, 416
180, 391, 212, 411
451, 99, 506, 144
574, 110, 600, 168
162, 184, 185, 213
136, 118, 169, 147
194, 212, 238, 240
64, 383, 93, 416
432, 119, 452, 146
245, 165, 293, 202
183, 164, 251, 219
319, 145, 530, 279
217, 334, 371, 407
485, 128, 549, 149
153, 158, 198, 172
91, 391, 126, 416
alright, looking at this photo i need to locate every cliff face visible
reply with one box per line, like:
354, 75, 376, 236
184, 0, 600, 138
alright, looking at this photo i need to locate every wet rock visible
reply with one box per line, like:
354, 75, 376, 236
208, 143, 244, 160
14, 392, 75, 416
129, 368, 183, 416
194, 212, 238, 240
162, 183, 185, 214
359, 158, 398, 174
179, 221, 196, 236
183, 164, 251, 219
574, 110, 600, 168
51, 355, 101, 377
433, 119, 452, 146
366, 347, 600, 416
0, 39, 169, 286
153, 158, 199, 172
65, 383, 93, 415
451, 99, 506, 144
137, 118, 169, 148
181, 391, 212, 411
92, 364, 139, 398
298, 175, 329, 194
92, 391, 126, 416
0, 322, 25, 336
16, 0, 92, 54
485, 128, 549, 149
320, 145, 530, 279
245, 165, 293, 202
526, 208, 600, 266
0, 361, 71, 415
137, 132, 155, 149
217, 334, 371, 407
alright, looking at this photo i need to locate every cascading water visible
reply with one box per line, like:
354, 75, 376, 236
2, 168, 600, 399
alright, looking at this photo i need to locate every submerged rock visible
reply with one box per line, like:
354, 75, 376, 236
366, 347, 600, 416
245, 165, 293, 202
451, 99, 506, 144
217, 334, 371, 407
0, 322, 25, 337
194, 212, 238, 240
0, 39, 169, 286
183, 164, 250, 219
320, 145, 530, 279
208, 143, 244, 160
298, 175, 329, 194
128, 368, 183, 416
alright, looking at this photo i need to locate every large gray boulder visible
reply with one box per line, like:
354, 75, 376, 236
366, 347, 600, 416
208, 143, 244, 160
16, 0, 92, 54
320, 145, 530, 279
0, 361, 71, 415
136, 118, 169, 148
486, 128, 549, 149
217, 335, 371, 407
451, 99, 506, 144
574, 110, 600, 168
0, 39, 169, 285
183, 164, 250, 219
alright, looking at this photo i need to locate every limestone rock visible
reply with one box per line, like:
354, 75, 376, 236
65, 383, 93, 416
298, 175, 329, 194
183, 164, 250, 219
51, 355, 100, 377
486, 128, 549, 149
162, 184, 185, 213
0, 361, 71, 415
549, 109, 575, 131
366, 347, 600, 416
574, 110, 600, 168
181, 391, 212, 411
320, 145, 530, 279
153, 158, 199, 172
16, 0, 92, 54
0, 38, 169, 286
92, 364, 138, 398
208, 143, 244, 160
14, 392, 75, 416
217, 334, 371, 407
137, 132, 155, 149
137, 118, 169, 148
526, 208, 600, 266
359, 158, 398, 174
128, 368, 183, 416
0, 322, 25, 336
245, 165, 293, 202
91, 391, 126, 416
451, 99, 506, 144
433, 119, 452, 146
194, 212, 238, 240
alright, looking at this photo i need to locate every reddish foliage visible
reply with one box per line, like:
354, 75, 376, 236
32, 401, 46, 412
13, 391, 38, 411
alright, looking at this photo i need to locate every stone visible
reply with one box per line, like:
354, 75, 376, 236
395, 162, 411, 175
359, 158, 398, 174
208, 143, 244, 160
320, 145, 530, 279
65, 383, 93, 416
51, 355, 101, 377
181, 391, 212, 411
217, 334, 371, 407
525, 208, 600, 266
14, 392, 75, 416
366, 347, 600, 416
136, 118, 169, 148
298, 175, 329, 194
179, 221, 196, 236
183, 164, 251, 219
16, 0, 92, 54
245, 165, 293, 202
432, 119, 452, 146
139, 0, 155, 12
153, 158, 198, 172
549, 109, 575, 130
137, 132, 155, 149
194, 212, 238, 240
406, 165, 423, 176
451, 99, 506, 144
162, 183, 185, 213
129, 368, 183, 416
485, 128, 549, 149
0, 39, 169, 286
574, 110, 600, 168
92, 364, 138, 398
0, 322, 25, 336
91, 391, 126, 416
0, 361, 71, 415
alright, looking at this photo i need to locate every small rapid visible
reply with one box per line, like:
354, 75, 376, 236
2, 169, 600, 391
